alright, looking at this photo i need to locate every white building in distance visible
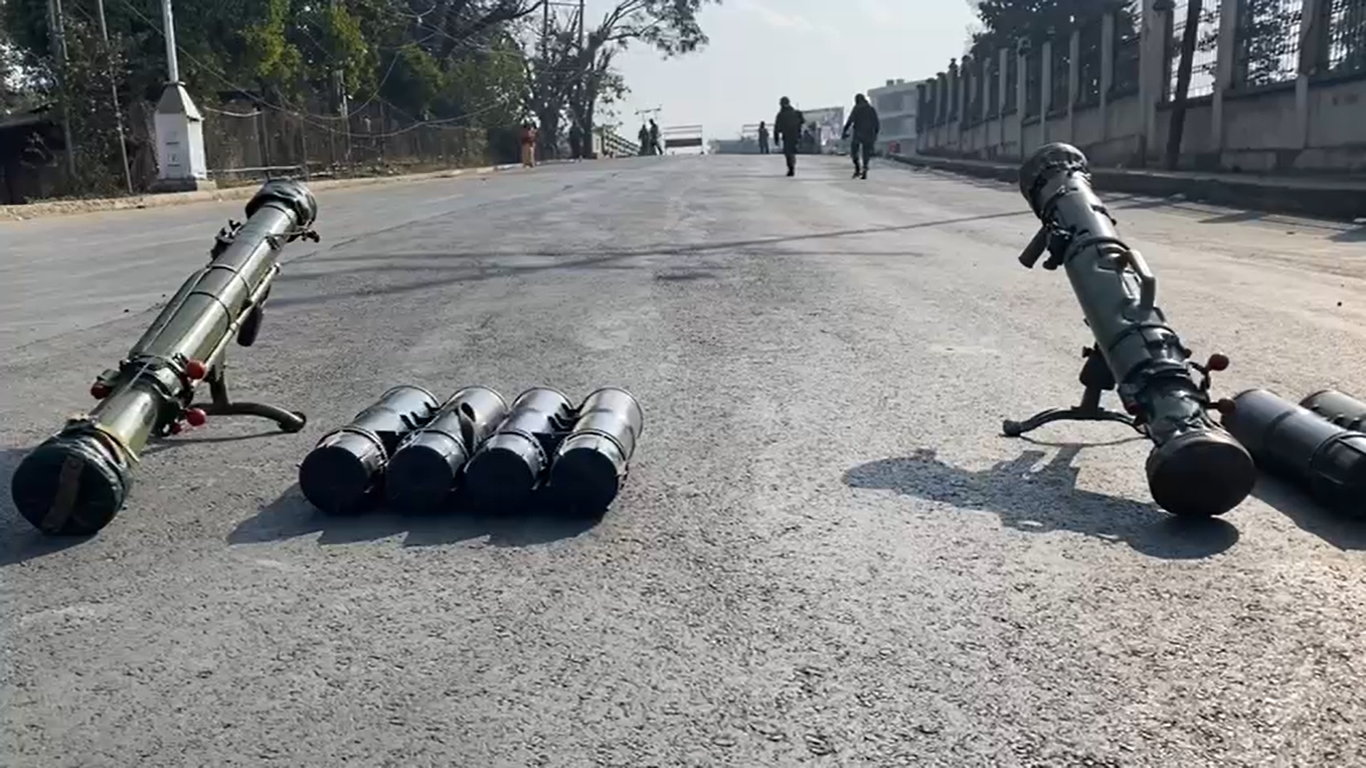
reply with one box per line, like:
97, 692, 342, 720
864, 78, 919, 155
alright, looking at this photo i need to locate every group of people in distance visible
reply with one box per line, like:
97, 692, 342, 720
756, 93, 882, 179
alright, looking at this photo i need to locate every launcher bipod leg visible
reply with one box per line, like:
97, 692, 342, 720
192, 364, 307, 433
1002, 346, 1139, 438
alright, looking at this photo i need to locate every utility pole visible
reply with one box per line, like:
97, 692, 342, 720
45, 0, 78, 184
150, 0, 214, 192
94, 0, 133, 193
330, 0, 351, 166
541, 0, 550, 65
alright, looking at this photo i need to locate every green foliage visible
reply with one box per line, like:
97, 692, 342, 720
969, 0, 1116, 57
528, 0, 717, 156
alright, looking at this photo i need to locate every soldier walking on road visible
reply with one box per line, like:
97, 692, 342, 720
649, 119, 662, 155
773, 97, 805, 177
843, 93, 881, 179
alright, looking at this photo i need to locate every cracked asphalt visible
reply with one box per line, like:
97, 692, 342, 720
3, 154, 1366, 767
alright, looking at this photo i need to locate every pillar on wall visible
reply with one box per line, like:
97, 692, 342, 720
1100, 11, 1115, 141
948, 58, 960, 129
1040, 39, 1053, 145
1295, 0, 1326, 150
1138, 0, 1168, 166
1016, 38, 1029, 159
1067, 27, 1081, 143
960, 54, 973, 148
1212, 0, 1239, 155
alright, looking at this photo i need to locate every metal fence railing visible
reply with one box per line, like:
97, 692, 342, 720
1233, 0, 1304, 88
1077, 19, 1104, 108
1165, 0, 1222, 100
1025, 50, 1043, 117
1004, 52, 1019, 114
1049, 41, 1071, 114
1325, 0, 1366, 75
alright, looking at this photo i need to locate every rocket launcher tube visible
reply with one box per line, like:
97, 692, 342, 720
1015, 143, 1255, 517
9, 179, 319, 536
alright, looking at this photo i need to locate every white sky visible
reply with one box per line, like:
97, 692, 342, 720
591, 0, 979, 137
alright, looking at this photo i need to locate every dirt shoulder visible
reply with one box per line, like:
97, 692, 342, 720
0, 163, 524, 222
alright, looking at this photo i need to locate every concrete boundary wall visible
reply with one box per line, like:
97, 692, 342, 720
916, 0, 1366, 176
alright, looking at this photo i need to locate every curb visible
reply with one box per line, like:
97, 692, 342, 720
888, 153, 1366, 222
1, 162, 526, 222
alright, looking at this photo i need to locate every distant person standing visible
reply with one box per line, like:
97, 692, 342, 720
520, 121, 537, 167
757, 121, 770, 154
773, 97, 804, 177
569, 123, 584, 160
648, 119, 662, 155
638, 123, 651, 155
842, 93, 881, 179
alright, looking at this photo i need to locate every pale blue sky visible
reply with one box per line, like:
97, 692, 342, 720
590, 0, 979, 138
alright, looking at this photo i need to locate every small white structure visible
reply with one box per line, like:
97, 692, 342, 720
865, 78, 920, 155
150, 0, 215, 193
152, 82, 212, 192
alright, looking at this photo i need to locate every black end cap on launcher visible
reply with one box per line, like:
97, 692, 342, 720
10, 433, 132, 536
1144, 429, 1256, 517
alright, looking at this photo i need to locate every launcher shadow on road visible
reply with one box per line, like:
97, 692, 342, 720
843, 445, 1239, 560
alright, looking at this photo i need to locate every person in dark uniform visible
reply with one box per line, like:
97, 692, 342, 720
569, 123, 584, 160
648, 119, 662, 155
842, 93, 881, 179
757, 121, 770, 154
773, 97, 804, 176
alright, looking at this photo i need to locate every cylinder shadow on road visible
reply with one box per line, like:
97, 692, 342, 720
842, 444, 1239, 560
228, 484, 602, 549
1250, 476, 1366, 551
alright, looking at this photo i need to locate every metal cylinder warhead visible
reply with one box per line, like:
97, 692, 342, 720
1222, 388, 1366, 517
298, 385, 440, 515
1300, 389, 1366, 432
385, 386, 510, 513
548, 388, 644, 512
246, 178, 318, 228
463, 387, 575, 508
1019, 142, 1089, 217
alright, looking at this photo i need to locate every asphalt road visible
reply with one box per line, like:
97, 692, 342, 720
3, 154, 1366, 768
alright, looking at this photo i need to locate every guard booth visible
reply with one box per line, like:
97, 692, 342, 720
661, 125, 705, 155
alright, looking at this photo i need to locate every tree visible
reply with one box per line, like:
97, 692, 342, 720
525, 0, 717, 157
0, 0, 550, 195
1162, 0, 1204, 170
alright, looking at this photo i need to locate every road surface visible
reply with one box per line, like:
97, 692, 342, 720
3, 155, 1365, 767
